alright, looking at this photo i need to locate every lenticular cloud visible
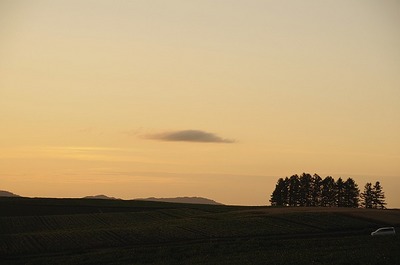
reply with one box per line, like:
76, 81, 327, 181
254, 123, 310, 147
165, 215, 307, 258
145, 130, 235, 143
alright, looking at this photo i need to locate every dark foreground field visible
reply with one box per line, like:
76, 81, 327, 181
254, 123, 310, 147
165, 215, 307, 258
1, 197, 399, 265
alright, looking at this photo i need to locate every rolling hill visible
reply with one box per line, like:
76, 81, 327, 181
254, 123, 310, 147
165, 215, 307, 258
139, 196, 222, 205
0, 197, 399, 264
0, 190, 20, 197
83, 194, 120, 200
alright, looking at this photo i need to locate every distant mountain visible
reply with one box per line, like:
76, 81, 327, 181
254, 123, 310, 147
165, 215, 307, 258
0, 190, 21, 197
140, 197, 223, 205
83, 195, 120, 200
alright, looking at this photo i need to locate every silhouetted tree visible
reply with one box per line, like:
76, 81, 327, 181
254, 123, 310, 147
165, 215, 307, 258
343, 178, 359, 208
282, 177, 289, 206
336, 178, 346, 207
299, 173, 313, 206
372, 181, 386, 209
360, 181, 387, 209
321, 176, 336, 207
270, 174, 386, 209
311, 174, 322, 207
270, 178, 288, 206
288, 175, 300, 206
361, 183, 373, 209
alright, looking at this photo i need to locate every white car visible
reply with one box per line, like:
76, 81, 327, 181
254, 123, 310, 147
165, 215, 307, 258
371, 227, 396, 236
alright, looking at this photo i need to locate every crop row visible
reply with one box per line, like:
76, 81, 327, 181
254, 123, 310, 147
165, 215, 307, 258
0, 208, 213, 235
0, 210, 378, 257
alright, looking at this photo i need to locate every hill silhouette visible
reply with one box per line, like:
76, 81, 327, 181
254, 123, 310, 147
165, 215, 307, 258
0, 190, 20, 197
139, 196, 223, 205
0, 192, 220, 206
83, 195, 120, 200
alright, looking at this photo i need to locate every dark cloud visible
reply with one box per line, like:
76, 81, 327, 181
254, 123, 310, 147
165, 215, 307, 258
145, 130, 235, 143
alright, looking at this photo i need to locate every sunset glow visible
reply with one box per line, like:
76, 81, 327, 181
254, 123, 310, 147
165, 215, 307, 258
1, 0, 399, 207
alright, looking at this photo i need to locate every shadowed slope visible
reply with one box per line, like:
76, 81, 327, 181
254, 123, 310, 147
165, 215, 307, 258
1, 198, 399, 265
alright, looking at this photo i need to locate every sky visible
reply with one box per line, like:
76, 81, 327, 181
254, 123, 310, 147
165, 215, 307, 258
1, 0, 399, 207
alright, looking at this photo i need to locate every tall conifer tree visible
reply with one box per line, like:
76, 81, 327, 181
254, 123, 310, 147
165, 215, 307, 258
311, 174, 322, 207
372, 181, 386, 209
361, 183, 373, 209
343, 178, 359, 207
270, 177, 289, 206
335, 178, 345, 207
321, 176, 336, 207
288, 175, 300, 206
299, 173, 313, 207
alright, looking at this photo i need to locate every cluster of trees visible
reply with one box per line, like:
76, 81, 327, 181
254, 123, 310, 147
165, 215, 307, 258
270, 173, 386, 209
360, 182, 386, 209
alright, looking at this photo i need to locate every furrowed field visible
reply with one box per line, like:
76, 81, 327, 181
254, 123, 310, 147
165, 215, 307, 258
0, 198, 399, 264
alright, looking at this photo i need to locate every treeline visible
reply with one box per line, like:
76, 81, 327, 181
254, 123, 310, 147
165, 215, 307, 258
270, 173, 386, 209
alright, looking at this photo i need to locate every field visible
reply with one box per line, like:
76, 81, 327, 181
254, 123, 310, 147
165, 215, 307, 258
1, 197, 399, 264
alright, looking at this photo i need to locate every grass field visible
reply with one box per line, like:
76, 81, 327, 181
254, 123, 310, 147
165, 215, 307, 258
1, 197, 399, 265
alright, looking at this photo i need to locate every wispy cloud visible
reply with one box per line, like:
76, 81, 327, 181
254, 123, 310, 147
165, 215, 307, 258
0, 146, 169, 164
144, 130, 235, 143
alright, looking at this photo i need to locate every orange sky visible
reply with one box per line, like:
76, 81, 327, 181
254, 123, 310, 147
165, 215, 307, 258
1, 0, 399, 207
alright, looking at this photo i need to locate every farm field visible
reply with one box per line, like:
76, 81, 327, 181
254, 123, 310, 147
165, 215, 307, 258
1, 197, 399, 265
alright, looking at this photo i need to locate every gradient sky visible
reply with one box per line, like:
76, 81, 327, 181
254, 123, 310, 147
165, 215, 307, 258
1, 0, 399, 207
